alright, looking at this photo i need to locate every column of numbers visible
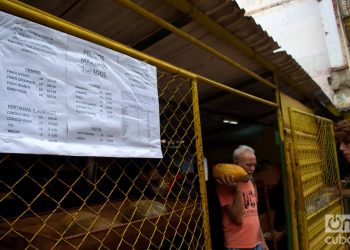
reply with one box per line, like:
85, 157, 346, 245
98, 90, 113, 119
37, 77, 57, 99
38, 115, 45, 141
47, 116, 58, 142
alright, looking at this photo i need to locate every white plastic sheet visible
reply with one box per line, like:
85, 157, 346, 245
0, 11, 162, 158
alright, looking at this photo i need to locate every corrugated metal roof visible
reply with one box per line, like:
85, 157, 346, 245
12, 0, 333, 143
203, 0, 327, 100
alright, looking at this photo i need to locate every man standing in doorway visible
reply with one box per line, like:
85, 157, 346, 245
215, 145, 268, 250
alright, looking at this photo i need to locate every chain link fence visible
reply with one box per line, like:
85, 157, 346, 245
290, 111, 340, 219
289, 109, 340, 218
288, 109, 344, 249
0, 70, 205, 249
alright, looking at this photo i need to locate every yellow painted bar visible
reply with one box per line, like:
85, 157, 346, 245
284, 142, 300, 250
288, 111, 307, 250
289, 108, 333, 122
325, 103, 341, 117
191, 79, 212, 250
274, 73, 295, 250
1, 0, 195, 78
165, 0, 258, 64
196, 75, 278, 108
288, 137, 307, 250
117, 0, 277, 90
165, 0, 281, 81
274, 73, 285, 142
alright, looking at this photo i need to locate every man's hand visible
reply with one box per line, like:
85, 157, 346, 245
260, 228, 269, 250
262, 242, 269, 250
215, 174, 239, 192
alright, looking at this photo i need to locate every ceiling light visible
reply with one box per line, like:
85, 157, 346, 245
223, 119, 238, 125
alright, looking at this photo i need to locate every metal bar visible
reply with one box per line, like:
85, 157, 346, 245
274, 74, 285, 142
306, 198, 342, 221
288, 108, 333, 122
0, 0, 195, 77
165, 0, 257, 58
279, 143, 295, 250
325, 102, 341, 117
191, 79, 212, 250
274, 73, 293, 250
165, 0, 279, 78
1, 0, 278, 108
117, 0, 277, 90
285, 142, 300, 250
196, 75, 278, 108
288, 108, 309, 250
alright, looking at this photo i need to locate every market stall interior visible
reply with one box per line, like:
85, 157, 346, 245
0, 0, 337, 249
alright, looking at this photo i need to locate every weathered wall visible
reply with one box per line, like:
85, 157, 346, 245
236, 0, 350, 110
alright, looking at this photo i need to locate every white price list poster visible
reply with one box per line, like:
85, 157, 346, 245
0, 11, 162, 158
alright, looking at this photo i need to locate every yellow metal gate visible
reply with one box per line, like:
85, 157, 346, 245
289, 108, 345, 250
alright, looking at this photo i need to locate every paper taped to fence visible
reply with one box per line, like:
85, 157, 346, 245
0, 11, 162, 158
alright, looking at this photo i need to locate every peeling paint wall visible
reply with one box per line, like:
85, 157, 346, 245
236, 0, 350, 110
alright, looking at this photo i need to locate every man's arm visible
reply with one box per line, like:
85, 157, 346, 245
216, 175, 244, 225
224, 187, 243, 225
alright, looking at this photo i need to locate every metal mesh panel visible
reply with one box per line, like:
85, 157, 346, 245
0, 70, 205, 249
289, 109, 340, 217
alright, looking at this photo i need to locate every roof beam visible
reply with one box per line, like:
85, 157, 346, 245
132, 14, 191, 50
164, 0, 341, 115
117, 0, 277, 90
200, 71, 272, 105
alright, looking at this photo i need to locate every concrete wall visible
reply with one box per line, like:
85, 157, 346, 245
236, 0, 350, 109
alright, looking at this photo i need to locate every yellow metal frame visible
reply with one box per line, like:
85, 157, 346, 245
273, 73, 296, 250
288, 117, 309, 250
191, 79, 212, 250
274, 73, 285, 143
288, 108, 345, 250
285, 141, 300, 250
164, 0, 275, 71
